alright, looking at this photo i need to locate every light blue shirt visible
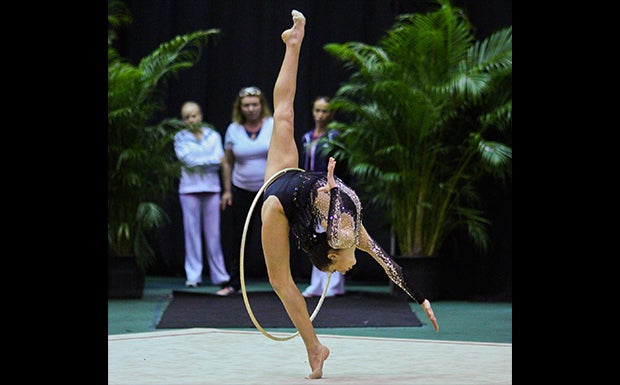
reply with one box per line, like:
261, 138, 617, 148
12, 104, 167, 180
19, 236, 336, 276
174, 126, 224, 194
224, 116, 273, 191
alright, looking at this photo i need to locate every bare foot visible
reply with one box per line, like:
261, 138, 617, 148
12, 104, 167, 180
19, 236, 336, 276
281, 9, 306, 44
305, 344, 330, 379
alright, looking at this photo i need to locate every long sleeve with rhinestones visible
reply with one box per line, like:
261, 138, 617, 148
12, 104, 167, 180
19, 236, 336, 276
326, 187, 356, 249
290, 173, 361, 253
290, 172, 427, 303
356, 225, 426, 304
310, 179, 362, 250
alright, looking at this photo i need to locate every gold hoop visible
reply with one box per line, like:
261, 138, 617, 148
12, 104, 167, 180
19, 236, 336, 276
240, 167, 332, 341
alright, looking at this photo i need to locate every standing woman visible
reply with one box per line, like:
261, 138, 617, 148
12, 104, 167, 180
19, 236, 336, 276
300, 96, 346, 298
218, 86, 273, 296
261, 10, 438, 379
174, 101, 230, 288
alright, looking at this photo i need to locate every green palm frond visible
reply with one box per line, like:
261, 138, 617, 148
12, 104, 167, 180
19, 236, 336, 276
108, 1, 220, 268
325, 0, 511, 257
108, 0, 132, 46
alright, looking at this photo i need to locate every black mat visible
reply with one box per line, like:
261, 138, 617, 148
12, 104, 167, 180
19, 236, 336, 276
156, 290, 422, 329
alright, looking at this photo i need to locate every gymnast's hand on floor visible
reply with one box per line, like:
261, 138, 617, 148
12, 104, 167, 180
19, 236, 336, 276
421, 299, 439, 332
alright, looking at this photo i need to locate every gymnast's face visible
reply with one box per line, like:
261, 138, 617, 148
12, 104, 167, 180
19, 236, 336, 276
328, 247, 357, 275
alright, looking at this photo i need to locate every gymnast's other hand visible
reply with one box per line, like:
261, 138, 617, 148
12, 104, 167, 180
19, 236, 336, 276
317, 157, 337, 193
421, 299, 439, 332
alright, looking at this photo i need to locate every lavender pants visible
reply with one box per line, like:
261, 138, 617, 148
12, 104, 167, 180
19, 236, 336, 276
179, 192, 230, 285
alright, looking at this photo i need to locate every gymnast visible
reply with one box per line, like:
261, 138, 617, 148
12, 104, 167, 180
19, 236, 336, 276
261, 9, 439, 379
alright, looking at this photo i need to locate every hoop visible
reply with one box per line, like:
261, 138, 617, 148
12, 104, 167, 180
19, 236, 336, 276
240, 167, 332, 341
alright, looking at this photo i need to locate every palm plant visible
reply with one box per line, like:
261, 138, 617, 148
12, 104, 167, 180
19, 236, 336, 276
325, 0, 512, 258
108, 0, 220, 269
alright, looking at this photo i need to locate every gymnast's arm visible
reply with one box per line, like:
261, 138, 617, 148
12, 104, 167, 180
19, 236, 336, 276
356, 225, 439, 332
317, 157, 357, 249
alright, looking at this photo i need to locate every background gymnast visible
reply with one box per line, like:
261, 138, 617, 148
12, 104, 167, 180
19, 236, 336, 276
261, 9, 439, 379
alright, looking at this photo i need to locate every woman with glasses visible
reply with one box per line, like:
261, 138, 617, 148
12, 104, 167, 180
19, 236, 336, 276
217, 86, 274, 296
260, 10, 439, 379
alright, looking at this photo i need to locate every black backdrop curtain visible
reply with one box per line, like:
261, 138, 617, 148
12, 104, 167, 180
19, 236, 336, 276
115, 0, 512, 141
114, 0, 512, 299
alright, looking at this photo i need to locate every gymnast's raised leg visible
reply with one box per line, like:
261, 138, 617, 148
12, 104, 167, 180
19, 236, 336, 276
261, 10, 330, 379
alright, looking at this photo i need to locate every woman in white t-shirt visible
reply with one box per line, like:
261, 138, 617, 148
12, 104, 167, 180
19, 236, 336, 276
217, 86, 273, 296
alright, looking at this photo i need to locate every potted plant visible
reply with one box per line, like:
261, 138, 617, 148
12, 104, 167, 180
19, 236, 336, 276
108, 0, 220, 298
324, 0, 512, 299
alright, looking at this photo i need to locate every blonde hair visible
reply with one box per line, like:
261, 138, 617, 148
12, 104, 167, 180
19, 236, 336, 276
231, 86, 272, 124
181, 101, 201, 117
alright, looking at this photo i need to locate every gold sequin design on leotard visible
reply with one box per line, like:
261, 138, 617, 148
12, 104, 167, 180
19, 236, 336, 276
292, 172, 426, 304
312, 180, 360, 249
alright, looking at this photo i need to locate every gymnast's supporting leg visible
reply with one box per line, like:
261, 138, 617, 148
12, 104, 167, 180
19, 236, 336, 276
261, 10, 330, 379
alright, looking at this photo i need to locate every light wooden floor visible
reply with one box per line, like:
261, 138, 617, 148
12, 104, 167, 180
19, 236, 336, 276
108, 328, 512, 384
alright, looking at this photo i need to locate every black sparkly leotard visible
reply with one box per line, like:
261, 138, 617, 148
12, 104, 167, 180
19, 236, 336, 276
263, 169, 426, 304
